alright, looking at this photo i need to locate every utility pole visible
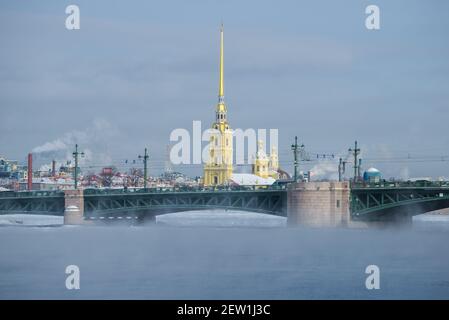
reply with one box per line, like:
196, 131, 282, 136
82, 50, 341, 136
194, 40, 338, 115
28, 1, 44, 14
338, 158, 348, 182
348, 140, 360, 183
338, 158, 343, 182
72, 144, 84, 189
291, 136, 299, 182
164, 144, 173, 174
358, 158, 362, 180
138, 148, 149, 189
291, 136, 305, 182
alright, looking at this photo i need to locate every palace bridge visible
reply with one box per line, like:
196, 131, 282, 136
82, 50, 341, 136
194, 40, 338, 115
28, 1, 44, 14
1, 181, 449, 226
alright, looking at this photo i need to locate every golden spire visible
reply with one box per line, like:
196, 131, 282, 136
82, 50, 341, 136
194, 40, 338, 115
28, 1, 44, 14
218, 23, 225, 104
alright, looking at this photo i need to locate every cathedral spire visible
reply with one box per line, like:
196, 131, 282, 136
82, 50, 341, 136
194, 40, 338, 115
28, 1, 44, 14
218, 23, 224, 104
204, 23, 233, 186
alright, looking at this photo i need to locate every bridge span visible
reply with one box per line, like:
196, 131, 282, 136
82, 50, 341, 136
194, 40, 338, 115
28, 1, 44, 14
1, 181, 449, 227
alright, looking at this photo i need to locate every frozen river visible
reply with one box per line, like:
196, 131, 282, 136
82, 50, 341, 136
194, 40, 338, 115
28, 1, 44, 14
0, 211, 449, 299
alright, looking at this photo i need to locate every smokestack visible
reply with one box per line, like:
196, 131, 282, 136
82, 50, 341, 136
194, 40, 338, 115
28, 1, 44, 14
27, 153, 33, 191
52, 160, 56, 177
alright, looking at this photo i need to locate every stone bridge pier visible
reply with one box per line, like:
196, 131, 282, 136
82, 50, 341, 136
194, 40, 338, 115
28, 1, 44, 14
63, 189, 85, 225
287, 182, 351, 227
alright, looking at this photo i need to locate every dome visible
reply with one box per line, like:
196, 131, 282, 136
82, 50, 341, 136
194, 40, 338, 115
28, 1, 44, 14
363, 168, 381, 182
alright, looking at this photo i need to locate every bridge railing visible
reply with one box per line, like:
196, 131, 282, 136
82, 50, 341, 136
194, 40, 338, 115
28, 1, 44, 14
351, 180, 449, 189
0, 190, 64, 198
83, 185, 288, 196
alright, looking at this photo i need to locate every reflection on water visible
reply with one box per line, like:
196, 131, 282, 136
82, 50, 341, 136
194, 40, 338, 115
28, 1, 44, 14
0, 212, 448, 299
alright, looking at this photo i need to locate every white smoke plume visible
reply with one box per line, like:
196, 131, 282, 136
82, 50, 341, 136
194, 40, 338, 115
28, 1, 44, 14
309, 160, 339, 181
32, 139, 67, 153
31, 119, 119, 171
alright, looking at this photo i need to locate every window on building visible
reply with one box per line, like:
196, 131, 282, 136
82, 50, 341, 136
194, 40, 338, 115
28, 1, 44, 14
214, 176, 218, 184
336, 200, 340, 208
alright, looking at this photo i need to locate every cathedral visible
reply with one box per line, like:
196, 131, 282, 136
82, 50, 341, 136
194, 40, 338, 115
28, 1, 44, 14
203, 26, 281, 186
253, 140, 279, 179
203, 25, 233, 186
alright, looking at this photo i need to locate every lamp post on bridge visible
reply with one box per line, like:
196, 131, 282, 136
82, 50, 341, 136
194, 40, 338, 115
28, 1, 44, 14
348, 140, 361, 183
291, 136, 305, 183
138, 148, 149, 189
72, 144, 84, 190
338, 157, 350, 182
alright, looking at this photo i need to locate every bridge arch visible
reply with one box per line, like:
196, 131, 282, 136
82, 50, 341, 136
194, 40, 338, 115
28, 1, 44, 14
351, 187, 449, 221
83, 189, 287, 219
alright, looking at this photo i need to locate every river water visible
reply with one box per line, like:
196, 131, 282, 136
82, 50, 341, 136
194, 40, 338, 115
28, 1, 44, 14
0, 212, 449, 299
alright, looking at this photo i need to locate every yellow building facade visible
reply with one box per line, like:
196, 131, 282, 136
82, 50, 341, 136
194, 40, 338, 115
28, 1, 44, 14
253, 141, 280, 179
203, 25, 233, 186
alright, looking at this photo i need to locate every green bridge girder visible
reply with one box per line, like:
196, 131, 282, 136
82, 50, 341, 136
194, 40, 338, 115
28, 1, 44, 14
0, 190, 65, 216
351, 181, 449, 221
83, 188, 288, 217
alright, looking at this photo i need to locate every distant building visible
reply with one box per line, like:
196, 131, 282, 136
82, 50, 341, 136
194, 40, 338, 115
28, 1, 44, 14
19, 177, 74, 191
253, 140, 280, 179
363, 167, 382, 183
0, 156, 28, 189
0, 156, 19, 178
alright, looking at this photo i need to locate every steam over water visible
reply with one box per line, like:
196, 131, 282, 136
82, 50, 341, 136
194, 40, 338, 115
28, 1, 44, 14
0, 212, 449, 299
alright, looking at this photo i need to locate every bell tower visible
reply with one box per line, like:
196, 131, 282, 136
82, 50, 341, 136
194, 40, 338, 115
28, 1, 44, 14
203, 25, 234, 186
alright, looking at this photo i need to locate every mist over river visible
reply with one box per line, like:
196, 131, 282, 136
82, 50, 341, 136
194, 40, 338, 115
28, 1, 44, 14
0, 212, 449, 299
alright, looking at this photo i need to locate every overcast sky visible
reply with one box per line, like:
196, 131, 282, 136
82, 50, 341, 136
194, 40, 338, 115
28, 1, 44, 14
1, 0, 448, 179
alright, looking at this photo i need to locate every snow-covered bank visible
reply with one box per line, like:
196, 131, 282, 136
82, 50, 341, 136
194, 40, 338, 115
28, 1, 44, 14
413, 214, 449, 222
156, 210, 287, 228
0, 214, 63, 227
413, 214, 449, 231
1, 212, 448, 229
